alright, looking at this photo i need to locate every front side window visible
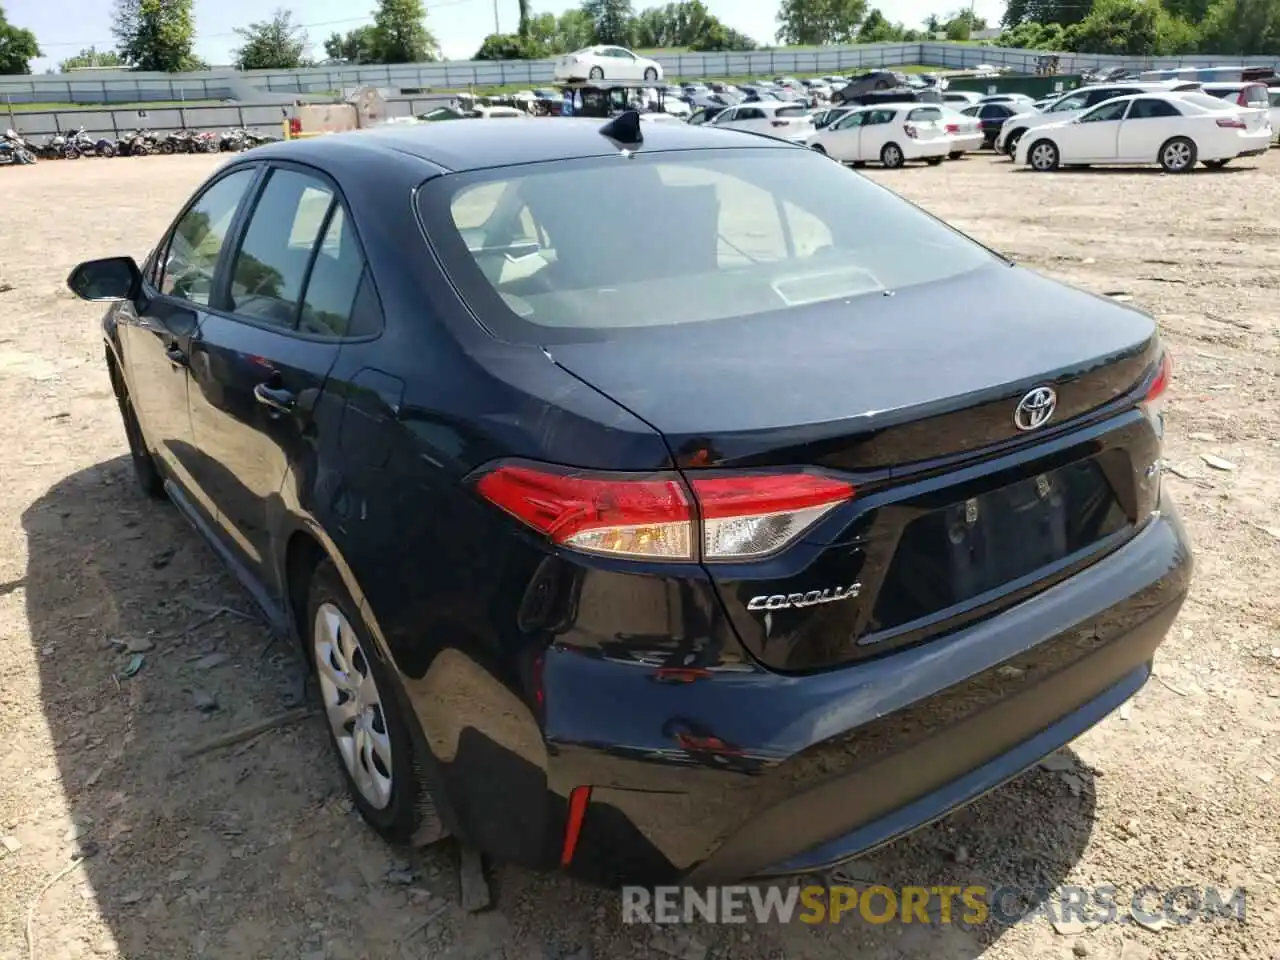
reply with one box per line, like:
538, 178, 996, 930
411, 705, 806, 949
159, 169, 256, 306
737, 107, 764, 121
864, 109, 894, 125
420, 148, 997, 344
227, 169, 335, 328
1049, 92, 1089, 112
1080, 100, 1130, 122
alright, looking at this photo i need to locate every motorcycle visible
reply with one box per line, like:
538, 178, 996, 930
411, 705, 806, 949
194, 130, 219, 153
119, 129, 157, 156
62, 125, 98, 159
93, 136, 117, 158
0, 130, 36, 165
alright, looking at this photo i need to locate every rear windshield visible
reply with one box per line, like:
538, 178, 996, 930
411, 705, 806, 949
775, 105, 807, 118
1243, 84, 1269, 106
417, 147, 996, 344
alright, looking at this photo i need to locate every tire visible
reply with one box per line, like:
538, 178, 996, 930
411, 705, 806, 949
810, 142, 827, 154
926, 156, 944, 166
589, 66, 604, 80
948, 151, 964, 160
98, 144, 116, 158
1203, 158, 1229, 169
1004, 129, 1026, 156
160, 142, 175, 155
63, 146, 80, 160
1028, 138, 1059, 171
644, 67, 658, 81
880, 142, 905, 168
114, 382, 165, 499
307, 560, 443, 845
1159, 136, 1196, 173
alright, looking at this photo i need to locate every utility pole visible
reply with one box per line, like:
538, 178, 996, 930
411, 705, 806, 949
493, 0, 500, 33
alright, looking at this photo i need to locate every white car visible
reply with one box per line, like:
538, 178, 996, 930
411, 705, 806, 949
806, 103, 950, 168
1015, 91, 1272, 173
553, 46, 663, 83
471, 105, 527, 119
939, 106, 984, 157
1269, 87, 1280, 140
994, 81, 1202, 156
942, 91, 981, 107
708, 101, 814, 141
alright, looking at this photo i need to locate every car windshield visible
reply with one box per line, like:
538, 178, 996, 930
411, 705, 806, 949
417, 147, 996, 344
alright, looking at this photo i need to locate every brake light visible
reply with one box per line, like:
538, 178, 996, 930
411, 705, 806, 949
1217, 117, 1247, 128
287, 117, 301, 136
1237, 91, 1249, 107
904, 123, 919, 139
945, 123, 959, 134
475, 463, 854, 561
771, 119, 787, 127
1140, 351, 1173, 423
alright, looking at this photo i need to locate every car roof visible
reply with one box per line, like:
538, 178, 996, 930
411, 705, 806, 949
1201, 81, 1261, 90
256, 117, 791, 173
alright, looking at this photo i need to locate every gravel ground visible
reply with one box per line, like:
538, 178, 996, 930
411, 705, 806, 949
0, 151, 1276, 960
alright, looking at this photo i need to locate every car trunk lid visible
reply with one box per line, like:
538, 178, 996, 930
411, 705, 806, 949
549, 264, 1164, 672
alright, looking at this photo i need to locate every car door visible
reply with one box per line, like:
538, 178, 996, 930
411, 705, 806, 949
859, 109, 895, 158
1068, 98, 1128, 160
185, 163, 371, 589
823, 110, 865, 160
711, 106, 738, 130
604, 47, 638, 80
735, 106, 766, 133
120, 165, 260, 518
1117, 97, 1183, 162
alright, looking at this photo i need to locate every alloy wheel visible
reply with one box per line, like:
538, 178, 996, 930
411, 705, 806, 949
313, 602, 394, 810
1162, 140, 1192, 172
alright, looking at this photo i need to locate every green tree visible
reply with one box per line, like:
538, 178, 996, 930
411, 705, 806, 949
582, 0, 635, 45
112, 0, 199, 72
777, 0, 867, 44
1200, 0, 1280, 52
996, 20, 1068, 45
59, 46, 125, 71
0, 5, 42, 74
370, 0, 439, 63
943, 8, 987, 37
857, 8, 905, 40
554, 8, 597, 48
473, 32, 546, 58
233, 8, 308, 70
630, 1, 754, 49
923, 12, 943, 32
1064, 0, 1162, 52
1002, 0, 1094, 27
323, 25, 377, 63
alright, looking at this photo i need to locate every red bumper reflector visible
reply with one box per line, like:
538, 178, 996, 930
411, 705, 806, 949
560, 786, 592, 866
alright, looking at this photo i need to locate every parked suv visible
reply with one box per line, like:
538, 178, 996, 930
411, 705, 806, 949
995, 81, 1201, 156
1200, 81, 1271, 112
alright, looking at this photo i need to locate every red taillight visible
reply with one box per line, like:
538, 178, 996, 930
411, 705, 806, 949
1237, 91, 1249, 107
288, 117, 301, 136
771, 119, 787, 127
945, 123, 959, 134
560, 786, 591, 866
475, 463, 854, 561
1141, 351, 1173, 420
1217, 116, 1247, 128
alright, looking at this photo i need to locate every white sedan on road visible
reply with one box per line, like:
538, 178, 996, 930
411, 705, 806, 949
553, 46, 663, 82
1015, 91, 1272, 173
805, 103, 950, 168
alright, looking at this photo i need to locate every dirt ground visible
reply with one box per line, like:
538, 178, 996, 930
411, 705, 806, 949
0, 150, 1277, 960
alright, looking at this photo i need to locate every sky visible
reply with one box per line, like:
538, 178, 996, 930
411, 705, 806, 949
8, 0, 1010, 72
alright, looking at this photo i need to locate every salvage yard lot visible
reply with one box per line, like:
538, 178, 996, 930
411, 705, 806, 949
0, 151, 1277, 960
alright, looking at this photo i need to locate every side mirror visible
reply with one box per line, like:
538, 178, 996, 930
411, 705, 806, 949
67, 256, 142, 302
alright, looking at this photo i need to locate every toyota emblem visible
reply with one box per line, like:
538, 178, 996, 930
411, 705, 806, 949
1014, 387, 1057, 431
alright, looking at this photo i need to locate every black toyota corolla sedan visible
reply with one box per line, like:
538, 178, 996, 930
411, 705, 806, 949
68, 115, 1192, 887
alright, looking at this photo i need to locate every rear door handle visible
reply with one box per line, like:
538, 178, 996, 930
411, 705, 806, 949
254, 382, 296, 414
165, 344, 188, 368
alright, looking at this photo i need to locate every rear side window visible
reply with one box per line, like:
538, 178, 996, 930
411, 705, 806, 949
419, 148, 996, 344
1127, 98, 1182, 118
1205, 87, 1238, 100
223, 168, 380, 337
227, 170, 333, 327
1270, 90, 1280, 107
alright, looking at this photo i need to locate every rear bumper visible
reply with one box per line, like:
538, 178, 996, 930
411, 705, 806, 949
949, 134, 985, 154
902, 139, 951, 160
409, 506, 1190, 887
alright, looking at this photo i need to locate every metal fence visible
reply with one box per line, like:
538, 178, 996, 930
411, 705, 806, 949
5, 42, 1280, 107
3, 95, 457, 140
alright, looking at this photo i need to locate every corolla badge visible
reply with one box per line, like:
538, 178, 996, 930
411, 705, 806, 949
1013, 386, 1057, 432
747, 583, 862, 612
